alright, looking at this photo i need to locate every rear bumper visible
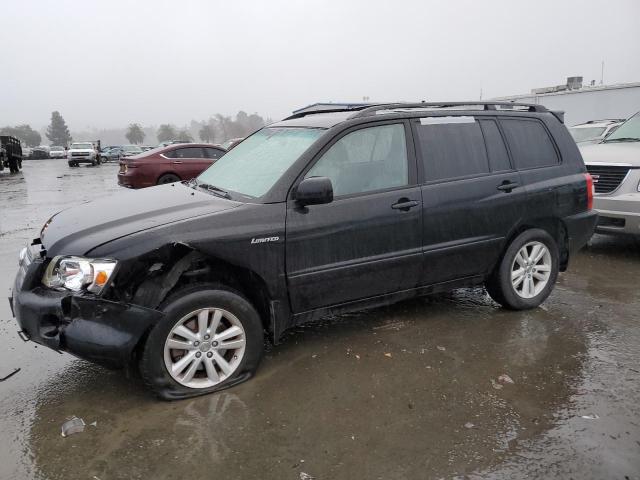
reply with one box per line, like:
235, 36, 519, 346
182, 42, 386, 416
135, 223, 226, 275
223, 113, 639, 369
117, 172, 153, 189
593, 195, 640, 235
11, 259, 163, 368
564, 210, 598, 253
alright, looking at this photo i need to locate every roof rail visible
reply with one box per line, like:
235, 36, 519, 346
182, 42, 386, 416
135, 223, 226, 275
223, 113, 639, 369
348, 102, 549, 118
285, 102, 374, 120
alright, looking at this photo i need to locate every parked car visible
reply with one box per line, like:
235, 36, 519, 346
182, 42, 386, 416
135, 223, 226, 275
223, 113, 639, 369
67, 142, 99, 166
570, 119, 624, 145
49, 146, 66, 159
220, 137, 244, 150
158, 140, 189, 148
10, 102, 596, 400
118, 143, 226, 188
28, 147, 49, 160
581, 111, 640, 235
101, 145, 143, 162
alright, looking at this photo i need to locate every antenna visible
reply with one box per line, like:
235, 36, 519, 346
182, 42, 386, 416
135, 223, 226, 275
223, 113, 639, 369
601, 61, 604, 85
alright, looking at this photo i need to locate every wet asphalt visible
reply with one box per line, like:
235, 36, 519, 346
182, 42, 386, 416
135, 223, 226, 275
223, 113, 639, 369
0, 160, 639, 480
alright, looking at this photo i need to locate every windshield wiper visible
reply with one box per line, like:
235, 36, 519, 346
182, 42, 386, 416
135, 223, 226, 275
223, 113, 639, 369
604, 137, 640, 143
196, 181, 232, 199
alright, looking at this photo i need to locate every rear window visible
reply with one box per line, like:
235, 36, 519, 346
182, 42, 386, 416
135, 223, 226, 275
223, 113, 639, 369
203, 147, 224, 159
500, 118, 559, 169
414, 117, 490, 182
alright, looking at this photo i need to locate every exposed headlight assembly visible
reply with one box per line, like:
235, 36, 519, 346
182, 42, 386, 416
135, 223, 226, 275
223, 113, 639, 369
42, 256, 117, 294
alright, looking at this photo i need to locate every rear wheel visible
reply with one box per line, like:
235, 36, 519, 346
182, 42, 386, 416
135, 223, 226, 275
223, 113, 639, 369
139, 285, 264, 400
8, 158, 19, 173
485, 228, 559, 310
158, 173, 181, 185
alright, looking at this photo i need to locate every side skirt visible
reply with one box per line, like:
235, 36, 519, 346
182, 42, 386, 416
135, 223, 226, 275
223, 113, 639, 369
283, 275, 485, 334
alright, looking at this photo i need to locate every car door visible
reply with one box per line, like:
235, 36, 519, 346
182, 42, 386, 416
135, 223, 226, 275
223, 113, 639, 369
413, 115, 527, 285
172, 147, 208, 179
285, 121, 422, 313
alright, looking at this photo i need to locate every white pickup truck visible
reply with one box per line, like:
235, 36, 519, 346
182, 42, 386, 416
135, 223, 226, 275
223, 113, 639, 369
67, 142, 100, 167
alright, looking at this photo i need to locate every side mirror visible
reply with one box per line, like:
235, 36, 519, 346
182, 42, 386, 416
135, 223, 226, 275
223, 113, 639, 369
294, 176, 333, 206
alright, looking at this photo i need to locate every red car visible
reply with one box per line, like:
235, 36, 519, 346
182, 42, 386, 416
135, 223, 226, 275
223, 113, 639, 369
118, 143, 226, 189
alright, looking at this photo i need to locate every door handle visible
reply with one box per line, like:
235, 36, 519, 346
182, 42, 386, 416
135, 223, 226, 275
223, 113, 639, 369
171, 160, 183, 164
497, 181, 519, 193
391, 199, 420, 211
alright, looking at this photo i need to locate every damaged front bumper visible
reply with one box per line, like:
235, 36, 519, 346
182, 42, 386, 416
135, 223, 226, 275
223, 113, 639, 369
10, 249, 163, 368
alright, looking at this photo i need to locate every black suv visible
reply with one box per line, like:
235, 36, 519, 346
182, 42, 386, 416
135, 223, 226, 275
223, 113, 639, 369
10, 102, 597, 399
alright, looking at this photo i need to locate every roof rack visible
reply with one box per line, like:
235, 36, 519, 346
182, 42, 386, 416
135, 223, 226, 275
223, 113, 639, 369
348, 102, 549, 118
285, 101, 553, 122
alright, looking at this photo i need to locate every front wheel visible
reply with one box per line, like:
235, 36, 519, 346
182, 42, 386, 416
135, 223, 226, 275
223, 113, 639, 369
485, 228, 559, 310
139, 285, 264, 400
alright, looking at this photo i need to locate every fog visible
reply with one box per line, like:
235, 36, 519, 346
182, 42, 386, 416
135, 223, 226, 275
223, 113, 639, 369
2, 0, 639, 130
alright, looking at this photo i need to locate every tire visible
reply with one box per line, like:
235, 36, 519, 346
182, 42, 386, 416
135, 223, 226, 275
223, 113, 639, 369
139, 284, 264, 400
68, 161, 77, 167
157, 173, 181, 185
485, 228, 559, 310
9, 158, 18, 173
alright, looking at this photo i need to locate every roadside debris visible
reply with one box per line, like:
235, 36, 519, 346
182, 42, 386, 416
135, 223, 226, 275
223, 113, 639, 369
490, 379, 503, 390
61, 417, 86, 437
437, 346, 446, 351
464, 422, 475, 429
0, 368, 20, 382
384, 352, 392, 358
299, 473, 315, 480
581, 414, 600, 420
498, 374, 515, 385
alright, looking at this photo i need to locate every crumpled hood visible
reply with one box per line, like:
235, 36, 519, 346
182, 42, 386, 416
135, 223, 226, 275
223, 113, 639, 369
42, 183, 240, 256
579, 142, 640, 167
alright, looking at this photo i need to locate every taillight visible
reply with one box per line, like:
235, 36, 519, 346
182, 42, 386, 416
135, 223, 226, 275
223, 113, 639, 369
584, 173, 594, 210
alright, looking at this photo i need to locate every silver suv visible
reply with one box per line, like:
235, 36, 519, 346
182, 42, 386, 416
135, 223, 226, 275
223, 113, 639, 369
570, 119, 624, 145
581, 111, 640, 235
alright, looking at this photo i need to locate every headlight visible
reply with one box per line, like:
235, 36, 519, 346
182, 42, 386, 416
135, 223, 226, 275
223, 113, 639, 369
42, 256, 117, 294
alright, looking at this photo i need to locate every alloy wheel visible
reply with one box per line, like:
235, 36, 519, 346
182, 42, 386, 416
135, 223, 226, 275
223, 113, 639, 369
510, 241, 552, 299
163, 307, 246, 389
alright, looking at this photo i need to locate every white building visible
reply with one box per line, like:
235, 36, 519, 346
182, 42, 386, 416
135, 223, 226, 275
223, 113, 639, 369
493, 77, 640, 126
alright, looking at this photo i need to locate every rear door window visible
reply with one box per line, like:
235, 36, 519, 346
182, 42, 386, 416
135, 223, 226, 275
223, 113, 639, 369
414, 117, 490, 182
500, 118, 559, 169
174, 147, 205, 159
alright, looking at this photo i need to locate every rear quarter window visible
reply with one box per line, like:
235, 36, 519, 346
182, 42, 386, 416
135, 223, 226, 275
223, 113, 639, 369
500, 118, 559, 169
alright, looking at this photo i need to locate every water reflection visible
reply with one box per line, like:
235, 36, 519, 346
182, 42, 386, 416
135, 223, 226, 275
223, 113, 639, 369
27, 292, 589, 479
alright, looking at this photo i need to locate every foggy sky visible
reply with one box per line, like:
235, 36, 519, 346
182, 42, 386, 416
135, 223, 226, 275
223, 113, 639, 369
2, 0, 639, 130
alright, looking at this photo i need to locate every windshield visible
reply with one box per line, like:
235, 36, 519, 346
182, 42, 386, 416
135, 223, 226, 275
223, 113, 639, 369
123, 145, 143, 152
570, 126, 605, 143
604, 113, 640, 142
197, 127, 324, 198
70, 143, 93, 149
50, 146, 64, 151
